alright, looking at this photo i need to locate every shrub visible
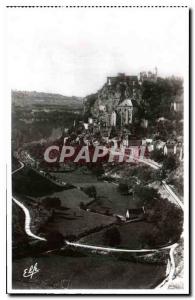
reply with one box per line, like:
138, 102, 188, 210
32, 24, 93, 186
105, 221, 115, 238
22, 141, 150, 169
81, 185, 97, 198
118, 182, 129, 195
134, 185, 159, 206
150, 149, 164, 162
103, 227, 121, 247
41, 197, 61, 209
162, 155, 178, 171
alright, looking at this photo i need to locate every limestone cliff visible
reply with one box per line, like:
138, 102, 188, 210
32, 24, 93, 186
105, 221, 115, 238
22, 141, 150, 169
83, 73, 142, 119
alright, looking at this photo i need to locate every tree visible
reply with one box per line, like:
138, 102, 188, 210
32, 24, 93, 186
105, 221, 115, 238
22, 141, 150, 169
45, 230, 65, 249
150, 149, 164, 163
153, 168, 167, 181
136, 166, 154, 183
92, 165, 104, 177
79, 201, 86, 210
173, 177, 183, 196
109, 126, 117, 138
141, 77, 183, 123
162, 155, 178, 172
118, 182, 129, 195
81, 185, 97, 198
41, 197, 61, 209
134, 185, 159, 206
140, 227, 161, 248
103, 227, 121, 247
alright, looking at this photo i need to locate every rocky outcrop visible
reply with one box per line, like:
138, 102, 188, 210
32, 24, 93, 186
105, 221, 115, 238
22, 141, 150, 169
83, 73, 142, 119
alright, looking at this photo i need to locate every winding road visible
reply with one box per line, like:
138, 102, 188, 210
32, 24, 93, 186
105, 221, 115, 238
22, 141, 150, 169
12, 161, 46, 241
65, 240, 178, 253
137, 157, 184, 289
12, 156, 183, 289
137, 157, 184, 210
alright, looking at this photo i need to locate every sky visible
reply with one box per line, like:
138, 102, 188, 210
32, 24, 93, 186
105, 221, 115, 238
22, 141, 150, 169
6, 7, 188, 97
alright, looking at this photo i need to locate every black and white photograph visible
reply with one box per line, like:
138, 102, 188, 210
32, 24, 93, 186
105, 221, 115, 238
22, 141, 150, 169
4, 3, 190, 295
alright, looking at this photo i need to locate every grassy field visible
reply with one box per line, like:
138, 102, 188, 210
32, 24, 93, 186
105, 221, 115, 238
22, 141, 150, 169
50, 169, 98, 186
12, 202, 27, 246
87, 181, 143, 216
12, 253, 166, 289
12, 167, 67, 197
50, 171, 141, 215
79, 221, 159, 249
42, 188, 93, 209
40, 208, 116, 239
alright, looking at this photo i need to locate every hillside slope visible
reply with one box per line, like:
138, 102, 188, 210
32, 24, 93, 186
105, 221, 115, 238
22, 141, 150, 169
12, 90, 83, 109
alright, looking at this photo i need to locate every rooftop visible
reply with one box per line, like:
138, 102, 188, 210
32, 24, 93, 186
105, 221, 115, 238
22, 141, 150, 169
118, 99, 133, 107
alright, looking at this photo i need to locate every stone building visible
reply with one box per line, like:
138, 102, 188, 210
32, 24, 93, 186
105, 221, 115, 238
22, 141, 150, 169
110, 111, 117, 127
163, 141, 183, 161
84, 71, 157, 129
139, 67, 158, 83
117, 99, 133, 126
171, 94, 183, 112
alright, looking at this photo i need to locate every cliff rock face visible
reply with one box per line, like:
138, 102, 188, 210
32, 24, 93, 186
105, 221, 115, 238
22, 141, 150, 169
84, 73, 141, 119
